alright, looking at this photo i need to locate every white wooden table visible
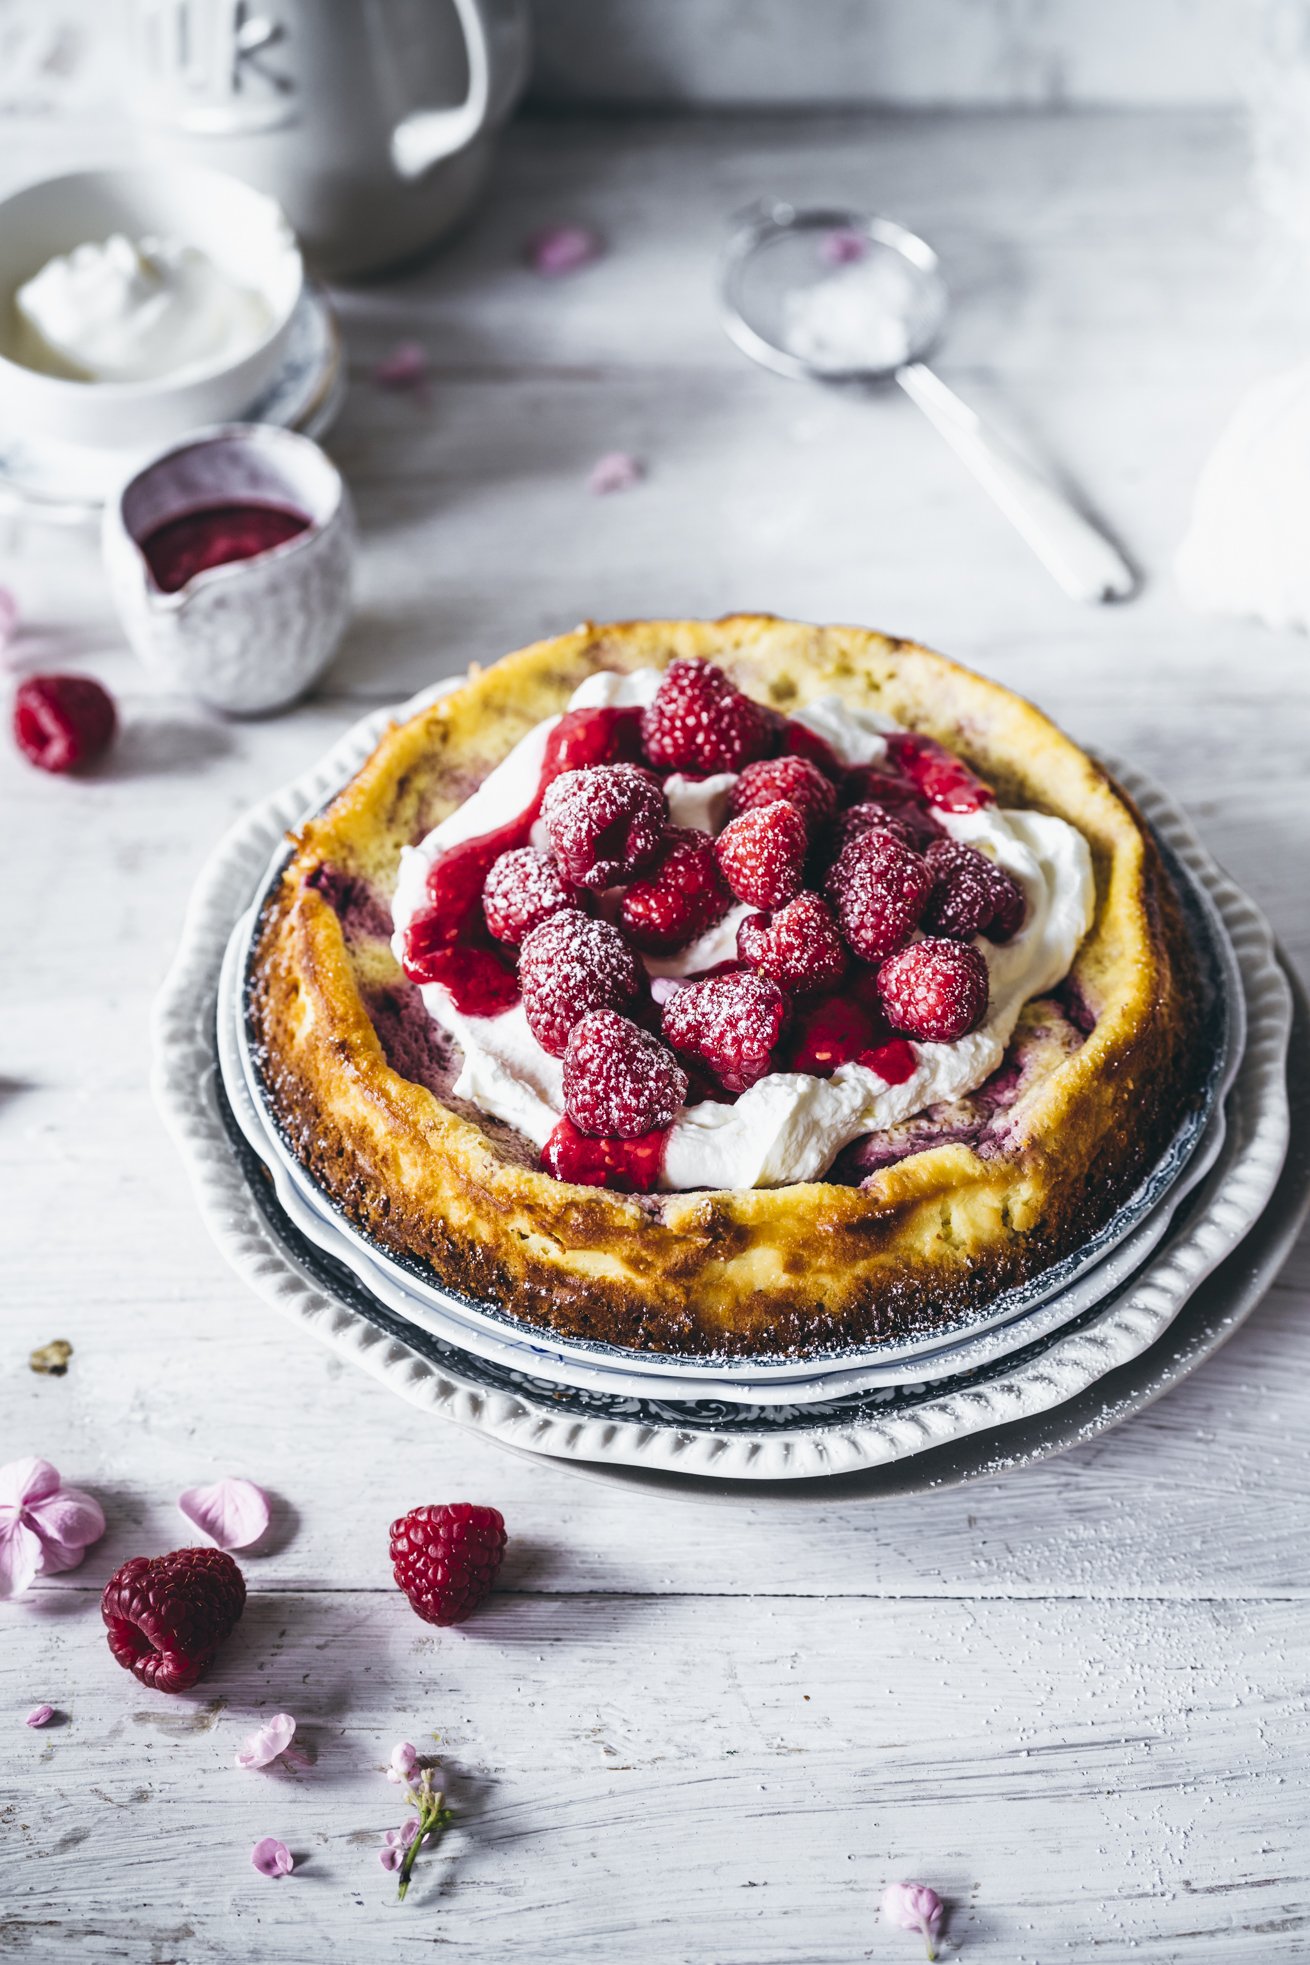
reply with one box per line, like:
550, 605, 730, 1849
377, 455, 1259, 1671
3, 109, 1310, 1963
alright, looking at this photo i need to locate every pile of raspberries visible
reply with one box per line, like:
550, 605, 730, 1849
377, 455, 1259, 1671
419, 658, 1025, 1144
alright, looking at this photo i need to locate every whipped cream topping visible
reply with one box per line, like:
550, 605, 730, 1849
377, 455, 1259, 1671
13, 234, 271, 384
391, 669, 1095, 1190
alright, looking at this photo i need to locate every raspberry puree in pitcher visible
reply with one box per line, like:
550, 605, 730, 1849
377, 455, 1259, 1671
142, 504, 311, 594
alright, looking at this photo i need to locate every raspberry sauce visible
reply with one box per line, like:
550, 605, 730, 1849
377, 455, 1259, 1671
885, 731, 994, 813
541, 1116, 668, 1192
785, 991, 917, 1084
401, 706, 643, 1016
142, 503, 311, 593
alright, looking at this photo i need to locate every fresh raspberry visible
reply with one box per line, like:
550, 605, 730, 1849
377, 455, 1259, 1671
885, 731, 994, 813
540, 704, 645, 781
923, 839, 1027, 944
824, 831, 932, 961
981, 859, 1026, 943
662, 970, 786, 1093
541, 763, 666, 890
922, 838, 996, 939
640, 658, 777, 775
481, 847, 579, 945
101, 1547, 246, 1693
842, 763, 923, 810
390, 1503, 507, 1627
715, 800, 808, 910
13, 673, 117, 774
730, 755, 836, 835
518, 911, 642, 1055
877, 938, 990, 1042
618, 827, 731, 954
737, 891, 846, 993
562, 1008, 688, 1137
832, 801, 917, 854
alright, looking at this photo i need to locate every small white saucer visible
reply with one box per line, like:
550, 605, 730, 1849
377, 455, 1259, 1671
0, 285, 343, 526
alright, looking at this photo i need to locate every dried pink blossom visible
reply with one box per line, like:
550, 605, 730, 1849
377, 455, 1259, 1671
0, 1458, 105, 1599
25, 1704, 55, 1728
379, 1817, 424, 1869
588, 451, 643, 495
820, 226, 869, 266
251, 1836, 294, 1879
374, 341, 429, 391
235, 1713, 298, 1770
881, 1882, 944, 1959
177, 1477, 270, 1551
526, 224, 603, 277
387, 1741, 419, 1784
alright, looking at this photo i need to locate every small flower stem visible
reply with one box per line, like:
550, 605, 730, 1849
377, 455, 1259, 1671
396, 1801, 452, 1902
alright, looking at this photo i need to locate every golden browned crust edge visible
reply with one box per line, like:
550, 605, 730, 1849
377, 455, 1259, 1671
247, 616, 1207, 1359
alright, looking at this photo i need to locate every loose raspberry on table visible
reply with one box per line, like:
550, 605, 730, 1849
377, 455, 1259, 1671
877, 937, 990, 1042
662, 969, 787, 1093
390, 1503, 507, 1627
730, 755, 837, 835
737, 891, 847, 993
824, 830, 933, 961
101, 1547, 246, 1693
715, 800, 808, 911
640, 657, 777, 775
541, 763, 666, 889
518, 911, 642, 1055
481, 847, 579, 945
923, 838, 1026, 944
13, 673, 117, 774
540, 704, 645, 781
618, 826, 731, 954
562, 1008, 688, 1137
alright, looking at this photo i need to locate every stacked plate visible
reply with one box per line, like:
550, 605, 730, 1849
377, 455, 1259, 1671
155, 691, 1301, 1487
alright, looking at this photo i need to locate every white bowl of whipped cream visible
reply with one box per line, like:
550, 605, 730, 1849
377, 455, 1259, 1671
0, 166, 303, 451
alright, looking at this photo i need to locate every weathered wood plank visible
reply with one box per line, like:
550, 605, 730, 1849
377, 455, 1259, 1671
3, 1593, 1307, 1962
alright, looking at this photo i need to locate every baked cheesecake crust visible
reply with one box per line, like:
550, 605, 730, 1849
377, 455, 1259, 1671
247, 617, 1207, 1359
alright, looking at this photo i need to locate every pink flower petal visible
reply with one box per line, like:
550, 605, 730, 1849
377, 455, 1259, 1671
819, 227, 869, 267
251, 1836, 294, 1879
526, 224, 603, 277
25, 1486, 106, 1556
390, 1741, 418, 1779
374, 341, 428, 390
0, 1517, 43, 1600
588, 452, 643, 495
26, 1705, 55, 1728
178, 1478, 270, 1551
882, 1882, 944, 1952
379, 1843, 403, 1871
235, 1713, 297, 1770
0, 1457, 61, 1510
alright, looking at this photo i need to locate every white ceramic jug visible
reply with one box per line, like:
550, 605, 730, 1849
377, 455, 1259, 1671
125, 0, 531, 279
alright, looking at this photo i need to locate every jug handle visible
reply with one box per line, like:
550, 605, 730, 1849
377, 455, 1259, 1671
390, 0, 495, 180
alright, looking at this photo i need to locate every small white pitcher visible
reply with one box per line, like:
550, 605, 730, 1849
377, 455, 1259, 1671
103, 424, 355, 714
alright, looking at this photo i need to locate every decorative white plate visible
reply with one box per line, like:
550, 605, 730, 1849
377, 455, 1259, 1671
152, 696, 1295, 1478
0, 285, 344, 526
217, 903, 1235, 1405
